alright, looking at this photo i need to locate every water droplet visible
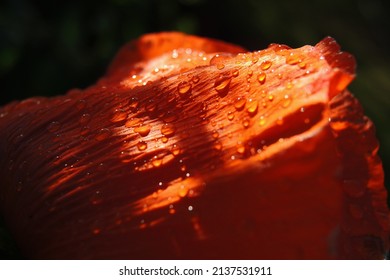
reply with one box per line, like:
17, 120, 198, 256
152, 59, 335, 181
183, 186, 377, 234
137, 141, 147, 151
247, 70, 253, 77
79, 113, 91, 124
277, 73, 283, 79
177, 81, 192, 95
286, 52, 304, 66
298, 61, 306, 69
161, 123, 176, 137
259, 116, 266, 126
47, 121, 61, 132
276, 118, 284, 125
234, 97, 246, 111
95, 128, 111, 141
260, 60, 272, 70
134, 125, 151, 137
232, 70, 239, 77
76, 99, 86, 110
257, 72, 266, 84
152, 157, 162, 167
227, 111, 235, 121
129, 99, 139, 112
214, 75, 232, 96
242, 117, 250, 128
236, 143, 246, 154
145, 101, 157, 113
247, 99, 258, 116
161, 136, 169, 143
192, 75, 200, 83
169, 145, 180, 156
163, 112, 178, 123
178, 186, 188, 198
268, 95, 274, 101
213, 141, 222, 151
212, 131, 219, 139
282, 95, 292, 108
125, 117, 142, 128
188, 205, 193, 211
110, 109, 127, 123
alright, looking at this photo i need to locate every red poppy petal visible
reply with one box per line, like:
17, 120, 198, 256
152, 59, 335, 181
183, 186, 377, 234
0, 33, 388, 259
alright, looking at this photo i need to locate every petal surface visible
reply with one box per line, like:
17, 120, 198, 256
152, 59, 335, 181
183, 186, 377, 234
0, 32, 388, 259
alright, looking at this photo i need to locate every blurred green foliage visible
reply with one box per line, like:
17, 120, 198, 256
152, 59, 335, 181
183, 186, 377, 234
0, 0, 389, 258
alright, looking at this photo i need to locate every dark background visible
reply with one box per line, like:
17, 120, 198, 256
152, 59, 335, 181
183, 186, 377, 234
0, 0, 389, 257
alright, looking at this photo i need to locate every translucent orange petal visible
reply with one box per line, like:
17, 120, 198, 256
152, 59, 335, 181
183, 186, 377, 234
0, 32, 388, 259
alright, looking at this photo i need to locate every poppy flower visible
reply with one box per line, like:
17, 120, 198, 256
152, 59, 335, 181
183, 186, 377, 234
0, 32, 389, 259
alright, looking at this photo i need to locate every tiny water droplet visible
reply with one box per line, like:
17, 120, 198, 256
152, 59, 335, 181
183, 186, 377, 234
232, 70, 239, 77
210, 53, 232, 67
236, 144, 246, 154
161, 123, 176, 137
276, 118, 284, 125
95, 128, 111, 141
227, 111, 235, 121
76, 99, 86, 110
192, 75, 200, 83
212, 131, 219, 139
242, 117, 250, 128
134, 125, 151, 137
188, 205, 193, 211
257, 72, 266, 84
137, 141, 148, 151
234, 97, 246, 111
247, 99, 258, 116
47, 121, 61, 132
282, 95, 292, 108
161, 136, 169, 143
110, 109, 127, 123
260, 60, 272, 70
177, 81, 192, 95
268, 95, 274, 101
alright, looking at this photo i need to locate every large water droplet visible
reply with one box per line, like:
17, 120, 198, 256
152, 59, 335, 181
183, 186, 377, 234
260, 60, 272, 70
210, 53, 232, 67
214, 75, 232, 96
257, 72, 266, 85
247, 99, 258, 116
177, 81, 192, 95
282, 94, 292, 108
95, 128, 111, 141
134, 125, 151, 137
161, 123, 176, 137
242, 117, 250, 128
234, 97, 246, 111
79, 113, 91, 124
192, 75, 200, 84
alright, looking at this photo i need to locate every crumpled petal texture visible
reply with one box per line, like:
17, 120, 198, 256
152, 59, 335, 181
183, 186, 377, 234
0, 32, 388, 259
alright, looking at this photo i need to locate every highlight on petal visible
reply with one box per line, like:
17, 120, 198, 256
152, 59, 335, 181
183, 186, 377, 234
0, 32, 388, 259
